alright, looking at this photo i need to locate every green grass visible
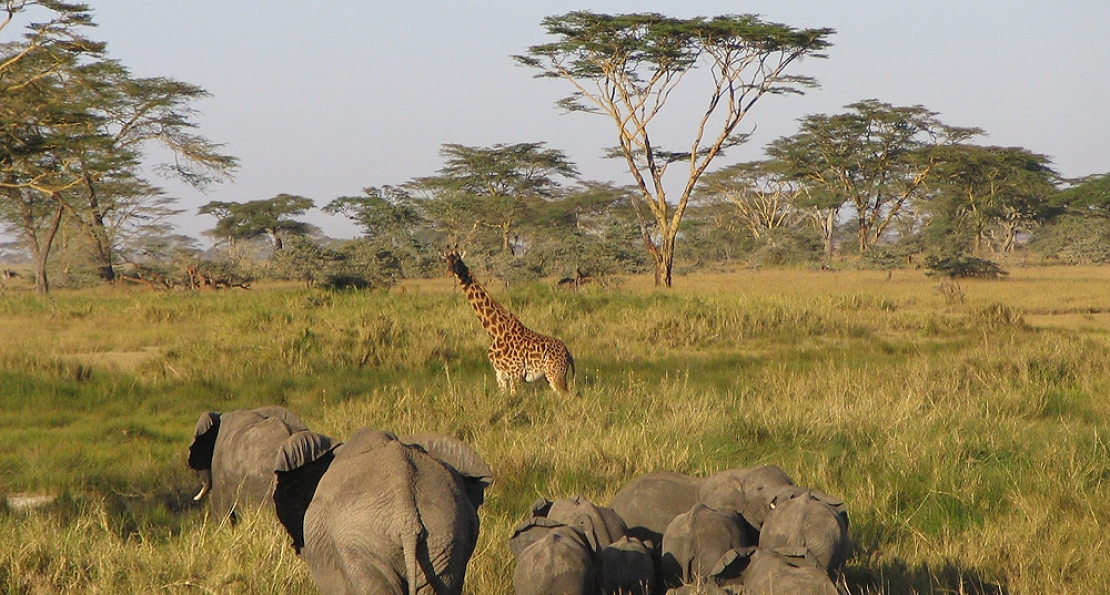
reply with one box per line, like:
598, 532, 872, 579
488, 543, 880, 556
1, 267, 1109, 593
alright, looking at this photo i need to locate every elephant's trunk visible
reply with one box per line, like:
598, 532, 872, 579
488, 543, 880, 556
193, 468, 212, 501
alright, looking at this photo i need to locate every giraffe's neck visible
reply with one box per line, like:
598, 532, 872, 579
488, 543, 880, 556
460, 279, 519, 339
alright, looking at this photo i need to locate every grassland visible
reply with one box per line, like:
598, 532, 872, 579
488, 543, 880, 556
1, 265, 1108, 594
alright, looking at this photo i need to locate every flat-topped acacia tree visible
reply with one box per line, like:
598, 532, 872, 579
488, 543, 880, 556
515, 12, 834, 286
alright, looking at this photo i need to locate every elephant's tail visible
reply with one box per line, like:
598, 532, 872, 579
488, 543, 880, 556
403, 529, 420, 595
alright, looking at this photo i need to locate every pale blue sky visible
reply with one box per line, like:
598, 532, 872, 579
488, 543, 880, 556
13, 2, 1110, 241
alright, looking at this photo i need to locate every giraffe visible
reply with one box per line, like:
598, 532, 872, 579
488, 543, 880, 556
443, 247, 575, 395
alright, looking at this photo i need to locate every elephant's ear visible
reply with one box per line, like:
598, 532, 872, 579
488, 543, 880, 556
697, 467, 751, 515
253, 405, 309, 433
509, 515, 568, 558
529, 497, 555, 518
187, 411, 221, 471
809, 489, 849, 528
273, 431, 339, 554
275, 431, 336, 472
709, 546, 755, 583
745, 483, 805, 530
400, 432, 494, 509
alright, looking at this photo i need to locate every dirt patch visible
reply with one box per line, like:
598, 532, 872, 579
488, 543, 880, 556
60, 346, 163, 374
5, 493, 56, 511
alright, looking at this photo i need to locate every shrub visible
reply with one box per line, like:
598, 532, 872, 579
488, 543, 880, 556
924, 254, 1008, 279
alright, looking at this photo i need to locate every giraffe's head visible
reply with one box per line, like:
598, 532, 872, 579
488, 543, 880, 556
441, 246, 473, 285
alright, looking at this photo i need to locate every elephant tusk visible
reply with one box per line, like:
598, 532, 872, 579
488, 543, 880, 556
193, 469, 212, 501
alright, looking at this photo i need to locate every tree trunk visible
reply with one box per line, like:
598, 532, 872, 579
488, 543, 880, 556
823, 209, 836, 259
31, 203, 65, 296
653, 251, 674, 287
266, 230, 284, 251
82, 172, 115, 283
653, 233, 676, 288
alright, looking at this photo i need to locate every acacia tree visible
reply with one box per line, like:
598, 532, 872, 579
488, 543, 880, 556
69, 70, 236, 281
324, 185, 423, 241
408, 143, 578, 254
767, 100, 982, 253
0, 1, 235, 290
1055, 172, 1110, 215
697, 161, 807, 240
516, 12, 833, 286
199, 194, 315, 251
0, 1, 103, 293
929, 145, 1058, 253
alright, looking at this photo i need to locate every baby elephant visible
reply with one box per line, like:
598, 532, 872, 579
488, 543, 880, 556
759, 488, 850, 575
274, 428, 493, 595
660, 503, 756, 591
742, 548, 840, 595
598, 535, 656, 595
511, 495, 652, 595
610, 471, 704, 545
513, 524, 597, 595
696, 465, 795, 530
187, 405, 309, 523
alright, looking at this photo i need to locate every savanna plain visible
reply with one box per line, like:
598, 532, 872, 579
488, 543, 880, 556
1, 265, 1109, 594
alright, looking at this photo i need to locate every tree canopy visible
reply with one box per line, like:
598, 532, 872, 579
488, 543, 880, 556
0, 1, 235, 292
199, 194, 315, 251
927, 145, 1059, 253
516, 11, 834, 286
767, 100, 982, 253
407, 142, 578, 254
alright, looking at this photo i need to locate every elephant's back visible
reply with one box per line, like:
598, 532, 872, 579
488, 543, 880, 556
305, 439, 478, 595
213, 413, 301, 505
610, 471, 704, 543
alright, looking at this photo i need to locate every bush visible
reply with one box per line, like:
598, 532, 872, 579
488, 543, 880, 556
1028, 215, 1110, 264
924, 254, 1008, 279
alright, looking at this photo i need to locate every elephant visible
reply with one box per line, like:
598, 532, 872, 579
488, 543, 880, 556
399, 432, 495, 510
187, 405, 309, 522
660, 503, 756, 591
609, 471, 704, 545
509, 494, 627, 557
695, 465, 795, 530
598, 535, 656, 595
273, 428, 492, 595
511, 495, 643, 595
513, 524, 596, 595
741, 548, 840, 595
758, 488, 850, 575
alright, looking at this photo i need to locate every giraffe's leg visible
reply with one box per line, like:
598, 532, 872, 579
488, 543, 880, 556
495, 368, 510, 393
547, 374, 568, 395
546, 361, 570, 395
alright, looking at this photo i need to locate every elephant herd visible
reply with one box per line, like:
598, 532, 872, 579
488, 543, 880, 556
186, 406, 849, 595
509, 468, 849, 595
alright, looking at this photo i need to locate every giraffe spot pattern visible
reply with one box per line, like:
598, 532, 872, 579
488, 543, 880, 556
445, 248, 575, 395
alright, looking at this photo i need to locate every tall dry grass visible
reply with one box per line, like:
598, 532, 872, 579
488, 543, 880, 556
1, 266, 1109, 593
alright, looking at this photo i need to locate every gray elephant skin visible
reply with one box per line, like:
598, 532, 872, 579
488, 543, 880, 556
510, 495, 628, 556
742, 548, 840, 595
660, 503, 756, 591
187, 405, 308, 522
598, 535, 656, 595
695, 465, 795, 530
511, 494, 653, 595
274, 428, 493, 595
513, 524, 596, 595
609, 471, 704, 545
758, 488, 850, 574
